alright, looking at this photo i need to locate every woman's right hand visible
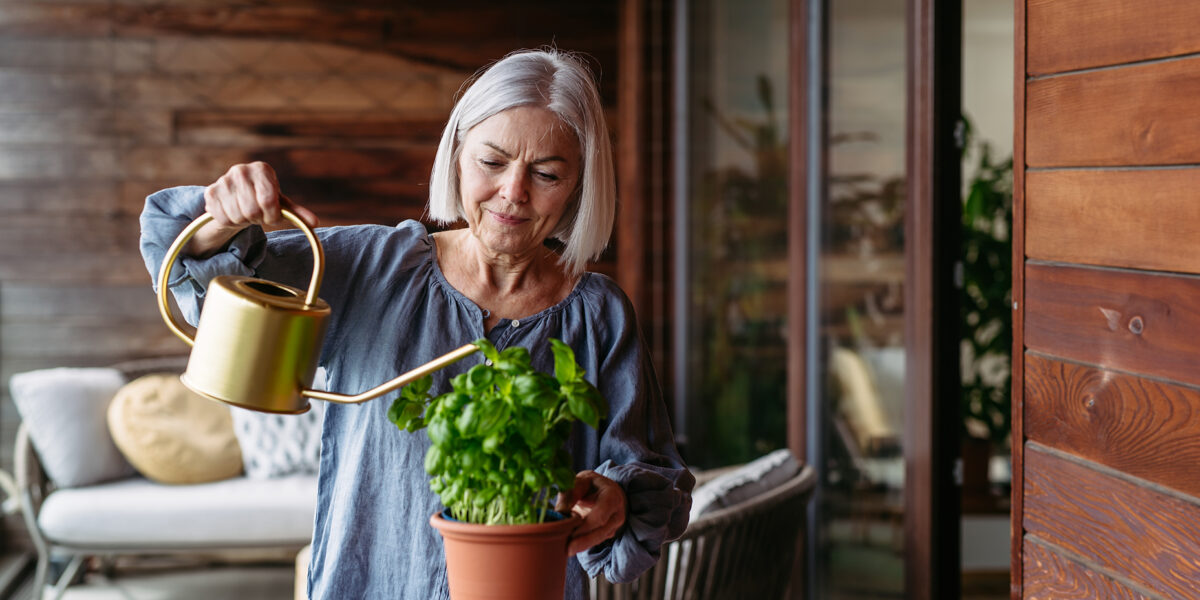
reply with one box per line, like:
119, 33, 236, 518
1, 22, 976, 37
185, 162, 320, 257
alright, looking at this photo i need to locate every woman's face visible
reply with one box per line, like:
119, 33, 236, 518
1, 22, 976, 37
457, 106, 581, 259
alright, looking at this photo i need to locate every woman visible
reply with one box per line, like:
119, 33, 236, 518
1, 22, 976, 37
140, 49, 693, 599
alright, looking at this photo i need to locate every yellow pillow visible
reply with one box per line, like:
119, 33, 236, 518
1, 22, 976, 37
107, 374, 243, 484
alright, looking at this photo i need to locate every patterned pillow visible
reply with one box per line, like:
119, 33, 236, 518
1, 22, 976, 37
230, 401, 324, 479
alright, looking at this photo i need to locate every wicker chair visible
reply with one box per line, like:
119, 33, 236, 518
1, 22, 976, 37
592, 464, 816, 600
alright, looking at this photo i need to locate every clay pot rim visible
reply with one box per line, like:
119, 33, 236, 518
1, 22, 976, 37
430, 509, 582, 536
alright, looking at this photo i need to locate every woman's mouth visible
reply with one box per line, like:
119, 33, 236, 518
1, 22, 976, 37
488, 210, 529, 226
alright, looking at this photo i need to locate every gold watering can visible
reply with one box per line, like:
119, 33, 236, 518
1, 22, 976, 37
156, 209, 478, 414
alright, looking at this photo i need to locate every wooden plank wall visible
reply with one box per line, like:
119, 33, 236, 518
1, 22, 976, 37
0, 0, 616, 549
1018, 0, 1200, 597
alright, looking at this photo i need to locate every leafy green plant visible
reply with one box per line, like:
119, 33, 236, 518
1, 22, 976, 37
959, 116, 1013, 448
387, 338, 608, 525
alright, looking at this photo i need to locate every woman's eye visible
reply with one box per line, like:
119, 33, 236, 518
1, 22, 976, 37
535, 171, 560, 182
479, 158, 503, 168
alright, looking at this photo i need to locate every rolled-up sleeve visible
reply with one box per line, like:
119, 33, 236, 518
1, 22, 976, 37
574, 283, 695, 583
139, 185, 268, 324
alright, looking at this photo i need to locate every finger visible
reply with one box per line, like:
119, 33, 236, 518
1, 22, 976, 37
566, 510, 624, 556
247, 162, 283, 225
279, 195, 320, 229
556, 472, 594, 513
204, 181, 238, 228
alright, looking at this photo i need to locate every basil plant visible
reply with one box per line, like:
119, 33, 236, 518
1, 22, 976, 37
388, 338, 608, 525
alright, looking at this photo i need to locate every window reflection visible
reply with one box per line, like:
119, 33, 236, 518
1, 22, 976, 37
679, 0, 790, 469
819, 0, 908, 597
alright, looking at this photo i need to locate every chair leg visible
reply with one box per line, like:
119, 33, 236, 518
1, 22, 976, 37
31, 553, 48, 600
47, 555, 86, 600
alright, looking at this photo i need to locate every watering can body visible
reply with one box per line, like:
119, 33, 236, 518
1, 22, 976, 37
183, 275, 330, 414
156, 209, 477, 414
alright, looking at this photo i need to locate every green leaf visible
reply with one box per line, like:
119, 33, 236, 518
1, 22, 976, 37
473, 338, 500, 363
549, 338, 578, 383
424, 445, 445, 475
567, 391, 598, 429
514, 408, 546, 448
482, 432, 504, 454
496, 346, 532, 374
474, 400, 508, 438
455, 402, 479, 438
427, 415, 453, 447
387, 397, 408, 428
465, 364, 494, 393
402, 375, 433, 401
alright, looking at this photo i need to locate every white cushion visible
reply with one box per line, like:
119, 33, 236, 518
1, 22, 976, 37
689, 449, 800, 521
39, 475, 318, 547
9, 368, 136, 488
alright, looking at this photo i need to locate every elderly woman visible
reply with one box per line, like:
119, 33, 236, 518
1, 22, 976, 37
139, 49, 693, 599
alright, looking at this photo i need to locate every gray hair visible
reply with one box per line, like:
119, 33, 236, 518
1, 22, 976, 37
428, 49, 615, 277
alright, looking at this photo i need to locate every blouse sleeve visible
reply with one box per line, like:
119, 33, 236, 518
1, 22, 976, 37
139, 185, 272, 326
575, 281, 696, 584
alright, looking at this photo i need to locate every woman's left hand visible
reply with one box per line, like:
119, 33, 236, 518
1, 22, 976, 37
556, 470, 627, 555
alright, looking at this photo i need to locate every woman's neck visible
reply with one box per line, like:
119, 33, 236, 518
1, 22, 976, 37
433, 229, 577, 330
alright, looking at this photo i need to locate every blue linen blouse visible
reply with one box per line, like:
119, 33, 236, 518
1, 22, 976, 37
139, 186, 694, 599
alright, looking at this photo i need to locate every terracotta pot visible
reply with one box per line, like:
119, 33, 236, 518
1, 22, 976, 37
431, 510, 580, 600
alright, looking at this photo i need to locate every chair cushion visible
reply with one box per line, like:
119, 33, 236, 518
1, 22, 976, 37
38, 475, 318, 547
107, 374, 243, 485
9, 367, 136, 488
689, 448, 800, 521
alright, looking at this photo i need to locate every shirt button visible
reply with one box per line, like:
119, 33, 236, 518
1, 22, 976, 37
511, 320, 520, 328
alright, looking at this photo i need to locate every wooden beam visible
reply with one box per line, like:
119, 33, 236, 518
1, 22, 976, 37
905, 0, 961, 597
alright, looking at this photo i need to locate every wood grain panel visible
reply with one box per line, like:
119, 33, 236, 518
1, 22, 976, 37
112, 73, 455, 112
0, 38, 112, 70
1, 321, 187, 359
119, 146, 435, 181
1026, 168, 1200, 273
1025, 354, 1200, 498
0, 71, 111, 107
1027, 0, 1200, 76
0, 182, 135, 215
1026, 57, 1200, 167
0, 253, 154, 285
107, 2, 617, 78
1024, 262, 1200, 388
0, 147, 119, 180
0, 284, 157, 320
0, 3, 112, 37
174, 110, 447, 147
0, 214, 140, 256
1022, 539, 1152, 599
0, 109, 170, 145
1024, 445, 1200, 598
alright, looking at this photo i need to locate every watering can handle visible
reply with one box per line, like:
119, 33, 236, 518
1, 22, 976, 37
156, 209, 325, 347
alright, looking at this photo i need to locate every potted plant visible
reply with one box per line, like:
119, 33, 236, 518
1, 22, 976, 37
958, 116, 1013, 496
387, 337, 608, 600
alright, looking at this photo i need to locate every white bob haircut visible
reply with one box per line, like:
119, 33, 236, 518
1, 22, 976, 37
428, 49, 615, 277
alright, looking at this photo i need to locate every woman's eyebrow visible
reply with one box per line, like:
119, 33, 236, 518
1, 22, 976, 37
481, 141, 567, 164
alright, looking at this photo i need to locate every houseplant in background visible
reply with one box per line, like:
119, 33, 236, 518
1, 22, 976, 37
388, 337, 608, 600
958, 116, 1014, 497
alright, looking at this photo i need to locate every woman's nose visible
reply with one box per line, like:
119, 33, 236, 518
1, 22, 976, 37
499, 168, 529, 202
